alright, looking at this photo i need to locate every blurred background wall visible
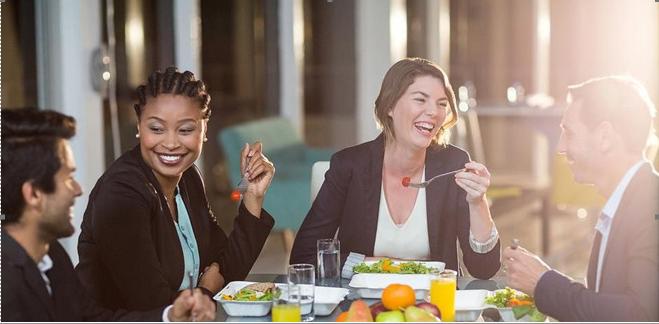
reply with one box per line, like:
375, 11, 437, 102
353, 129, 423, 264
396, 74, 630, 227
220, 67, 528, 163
2, 0, 658, 274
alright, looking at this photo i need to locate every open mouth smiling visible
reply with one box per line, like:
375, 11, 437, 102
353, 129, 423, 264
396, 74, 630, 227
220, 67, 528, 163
156, 153, 187, 165
414, 121, 436, 135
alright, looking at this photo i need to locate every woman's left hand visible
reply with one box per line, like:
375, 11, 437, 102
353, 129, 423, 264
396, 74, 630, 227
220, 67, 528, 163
240, 142, 275, 216
454, 161, 491, 205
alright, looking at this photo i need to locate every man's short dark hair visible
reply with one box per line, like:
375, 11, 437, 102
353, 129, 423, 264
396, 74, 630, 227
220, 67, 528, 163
567, 76, 657, 153
1, 108, 76, 223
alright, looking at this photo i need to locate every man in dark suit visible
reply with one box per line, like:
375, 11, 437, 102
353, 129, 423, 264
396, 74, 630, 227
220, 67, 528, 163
1, 108, 216, 321
503, 76, 659, 321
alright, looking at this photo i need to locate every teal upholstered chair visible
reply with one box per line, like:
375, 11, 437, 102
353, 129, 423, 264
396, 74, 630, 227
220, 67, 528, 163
218, 117, 333, 249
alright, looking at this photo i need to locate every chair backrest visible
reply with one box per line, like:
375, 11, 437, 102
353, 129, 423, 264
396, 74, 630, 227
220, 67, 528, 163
219, 117, 303, 184
310, 161, 330, 203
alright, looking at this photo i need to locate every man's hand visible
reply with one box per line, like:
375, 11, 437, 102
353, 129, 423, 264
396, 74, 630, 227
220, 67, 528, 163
168, 288, 217, 321
198, 262, 225, 294
502, 246, 551, 296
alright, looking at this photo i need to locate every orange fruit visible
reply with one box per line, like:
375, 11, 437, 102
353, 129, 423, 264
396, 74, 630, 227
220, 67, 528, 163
335, 311, 348, 322
381, 284, 416, 310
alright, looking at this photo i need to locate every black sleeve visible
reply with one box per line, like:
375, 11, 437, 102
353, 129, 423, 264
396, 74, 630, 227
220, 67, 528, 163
58, 241, 165, 322
210, 201, 274, 284
290, 152, 350, 267
79, 276, 164, 322
91, 179, 179, 309
454, 152, 501, 279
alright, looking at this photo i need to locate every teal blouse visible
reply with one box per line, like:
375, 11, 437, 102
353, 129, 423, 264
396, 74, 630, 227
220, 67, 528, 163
174, 187, 201, 290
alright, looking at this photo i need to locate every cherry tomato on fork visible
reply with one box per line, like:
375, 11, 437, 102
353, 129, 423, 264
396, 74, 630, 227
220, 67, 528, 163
230, 190, 242, 202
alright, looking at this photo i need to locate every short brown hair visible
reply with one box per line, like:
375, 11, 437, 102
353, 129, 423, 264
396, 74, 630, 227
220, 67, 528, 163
374, 58, 458, 144
568, 76, 657, 153
1, 108, 76, 223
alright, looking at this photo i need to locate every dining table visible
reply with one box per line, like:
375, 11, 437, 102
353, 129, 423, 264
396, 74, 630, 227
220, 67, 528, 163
214, 273, 509, 322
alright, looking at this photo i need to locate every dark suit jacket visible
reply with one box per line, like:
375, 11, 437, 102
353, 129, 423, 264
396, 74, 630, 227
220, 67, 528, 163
76, 145, 274, 311
2, 230, 162, 321
290, 134, 501, 279
535, 162, 659, 321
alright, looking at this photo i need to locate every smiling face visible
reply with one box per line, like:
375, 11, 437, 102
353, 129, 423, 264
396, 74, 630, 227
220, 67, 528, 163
387, 75, 449, 150
557, 101, 603, 184
138, 94, 207, 184
39, 140, 82, 239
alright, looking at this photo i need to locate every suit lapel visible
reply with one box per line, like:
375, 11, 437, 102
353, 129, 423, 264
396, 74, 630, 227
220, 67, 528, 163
24, 262, 57, 319
2, 232, 57, 319
363, 135, 385, 256
425, 144, 445, 259
586, 231, 602, 289
597, 164, 653, 291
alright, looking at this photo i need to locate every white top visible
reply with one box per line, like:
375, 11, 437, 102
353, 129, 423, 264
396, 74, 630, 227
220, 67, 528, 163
373, 169, 431, 260
595, 160, 645, 292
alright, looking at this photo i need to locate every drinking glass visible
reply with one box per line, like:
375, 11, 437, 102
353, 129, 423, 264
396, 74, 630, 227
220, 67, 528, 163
272, 284, 301, 322
317, 238, 340, 287
429, 269, 457, 322
288, 263, 315, 322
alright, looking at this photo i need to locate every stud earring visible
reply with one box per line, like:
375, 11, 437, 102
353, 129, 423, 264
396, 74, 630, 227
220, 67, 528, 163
203, 137, 208, 142
135, 133, 140, 138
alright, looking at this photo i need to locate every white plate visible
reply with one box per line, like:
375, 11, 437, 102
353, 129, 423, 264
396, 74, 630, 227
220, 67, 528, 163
312, 285, 350, 316
348, 261, 445, 299
424, 289, 541, 322
214, 281, 273, 317
213, 281, 349, 317
422, 289, 488, 322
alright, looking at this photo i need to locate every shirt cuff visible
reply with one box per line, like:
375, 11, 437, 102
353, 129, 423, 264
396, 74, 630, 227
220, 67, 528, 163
162, 304, 174, 322
469, 226, 499, 254
341, 252, 366, 279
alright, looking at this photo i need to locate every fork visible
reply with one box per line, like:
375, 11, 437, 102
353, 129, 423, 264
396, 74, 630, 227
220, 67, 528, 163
511, 238, 520, 250
233, 153, 254, 194
188, 271, 197, 322
235, 174, 249, 193
403, 168, 466, 188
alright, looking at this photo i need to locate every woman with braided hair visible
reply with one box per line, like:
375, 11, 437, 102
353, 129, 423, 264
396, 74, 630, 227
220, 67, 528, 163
76, 67, 276, 311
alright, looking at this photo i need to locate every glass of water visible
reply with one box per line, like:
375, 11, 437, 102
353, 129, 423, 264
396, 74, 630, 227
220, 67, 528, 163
288, 264, 315, 322
317, 238, 340, 287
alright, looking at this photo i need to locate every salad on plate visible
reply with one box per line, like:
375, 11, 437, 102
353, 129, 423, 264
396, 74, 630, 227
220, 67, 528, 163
353, 258, 439, 274
485, 287, 546, 322
220, 282, 280, 302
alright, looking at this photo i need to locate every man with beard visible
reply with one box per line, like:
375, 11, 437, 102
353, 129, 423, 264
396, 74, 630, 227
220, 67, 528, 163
1, 108, 216, 321
502, 76, 658, 321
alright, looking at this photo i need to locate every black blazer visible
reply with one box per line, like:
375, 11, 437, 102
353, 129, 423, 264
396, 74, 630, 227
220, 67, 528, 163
76, 145, 274, 311
2, 230, 162, 321
534, 163, 659, 321
290, 134, 501, 279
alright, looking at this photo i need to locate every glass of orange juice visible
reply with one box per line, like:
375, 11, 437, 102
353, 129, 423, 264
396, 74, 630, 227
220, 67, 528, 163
272, 284, 302, 322
429, 269, 457, 322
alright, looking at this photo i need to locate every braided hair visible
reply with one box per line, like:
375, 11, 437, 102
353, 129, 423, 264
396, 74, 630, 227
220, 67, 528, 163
134, 67, 211, 119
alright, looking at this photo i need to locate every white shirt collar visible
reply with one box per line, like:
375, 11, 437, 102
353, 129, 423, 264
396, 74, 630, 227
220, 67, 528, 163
37, 254, 53, 272
37, 254, 54, 296
600, 160, 645, 221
